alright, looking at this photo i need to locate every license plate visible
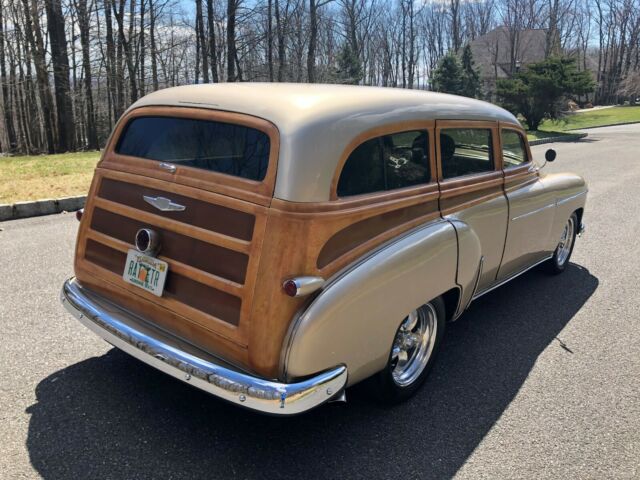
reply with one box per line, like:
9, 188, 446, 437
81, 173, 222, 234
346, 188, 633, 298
122, 249, 168, 297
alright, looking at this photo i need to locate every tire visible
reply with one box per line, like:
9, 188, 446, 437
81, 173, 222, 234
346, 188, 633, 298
372, 296, 446, 404
544, 212, 578, 275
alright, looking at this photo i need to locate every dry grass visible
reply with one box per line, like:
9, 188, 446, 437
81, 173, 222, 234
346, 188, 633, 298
0, 151, 101, 204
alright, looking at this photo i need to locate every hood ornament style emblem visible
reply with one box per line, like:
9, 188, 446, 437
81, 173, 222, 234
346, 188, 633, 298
143, 195, 186, 212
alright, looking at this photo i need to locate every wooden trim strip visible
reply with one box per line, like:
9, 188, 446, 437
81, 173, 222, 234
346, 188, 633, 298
98, 168, 267, 215
85, 229, 244, 297
93, 197, 252, 254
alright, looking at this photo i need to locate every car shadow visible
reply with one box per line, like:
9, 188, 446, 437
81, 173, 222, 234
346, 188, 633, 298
26, 263, 597, 480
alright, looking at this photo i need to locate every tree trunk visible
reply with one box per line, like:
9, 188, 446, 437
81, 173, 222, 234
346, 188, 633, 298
139, 0, 146, 95
22, 0, 56, 153
75, 0, 99, 149
206, 0, 219, 82
227, 0, 237, 81
113, 0, 139, 103
275, 0, 286, 82
307, 0, 317, 82
45, 0, 75, 152
150, 0, 159, 90
267, 0, 274, 81
196, 0, 209, 83
0, 0, 17, 151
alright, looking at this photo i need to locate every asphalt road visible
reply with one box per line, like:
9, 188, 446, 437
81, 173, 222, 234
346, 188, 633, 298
1, 124, 639, 480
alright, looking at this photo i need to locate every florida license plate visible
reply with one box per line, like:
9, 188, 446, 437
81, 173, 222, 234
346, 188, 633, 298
122, 249, 168, 297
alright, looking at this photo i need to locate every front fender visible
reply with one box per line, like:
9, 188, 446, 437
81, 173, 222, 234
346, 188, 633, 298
283, 219, 458, 386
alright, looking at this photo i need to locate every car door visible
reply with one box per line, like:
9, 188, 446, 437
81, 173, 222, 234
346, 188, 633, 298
496, 124, 556, 280
436, 120, 509, 293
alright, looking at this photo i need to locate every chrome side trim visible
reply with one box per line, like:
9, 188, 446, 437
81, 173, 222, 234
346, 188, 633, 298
557, 190, 587, 206
511, 202, 556, 221
143, 195, 186, 212
472, 254, 553, 301
60, 278, 347, 415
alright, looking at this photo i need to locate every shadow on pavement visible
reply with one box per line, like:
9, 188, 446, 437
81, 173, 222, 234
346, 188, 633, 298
26, 264, 598, 480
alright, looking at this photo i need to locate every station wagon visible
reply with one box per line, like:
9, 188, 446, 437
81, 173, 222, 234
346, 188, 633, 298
61, 84, 587, 414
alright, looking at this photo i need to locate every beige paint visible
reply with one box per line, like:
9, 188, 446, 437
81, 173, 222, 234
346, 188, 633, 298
283, 219, 458, 385
128, 83, 520, 202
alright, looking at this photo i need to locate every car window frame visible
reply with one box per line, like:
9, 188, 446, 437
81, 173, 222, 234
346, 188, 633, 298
101, 106, 280, 207
331, 120, 438, 203
434, 120, 504, 215
500, 126, 531, 170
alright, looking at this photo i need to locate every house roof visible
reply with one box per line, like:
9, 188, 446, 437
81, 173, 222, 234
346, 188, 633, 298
469, 27, 547, 80
129, 83, 519, 202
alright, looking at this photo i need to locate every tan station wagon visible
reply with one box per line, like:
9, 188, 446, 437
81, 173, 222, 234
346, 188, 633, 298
61, 84, 587, 415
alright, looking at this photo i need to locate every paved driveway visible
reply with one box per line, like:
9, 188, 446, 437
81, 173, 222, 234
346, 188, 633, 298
1, 124, 639, 479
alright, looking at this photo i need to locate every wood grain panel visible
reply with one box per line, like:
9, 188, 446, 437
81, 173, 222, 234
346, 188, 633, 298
90, 207, 249, 284
99, 177, 256, 240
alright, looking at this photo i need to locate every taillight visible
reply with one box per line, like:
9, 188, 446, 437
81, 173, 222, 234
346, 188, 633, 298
282, 276, 325, 297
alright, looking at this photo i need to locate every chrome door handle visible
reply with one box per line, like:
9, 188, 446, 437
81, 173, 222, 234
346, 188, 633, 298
159, 162, 177, 173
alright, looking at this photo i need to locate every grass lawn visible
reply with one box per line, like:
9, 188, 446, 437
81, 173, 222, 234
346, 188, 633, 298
0, 151, 101, 204
539, 105, 640, 132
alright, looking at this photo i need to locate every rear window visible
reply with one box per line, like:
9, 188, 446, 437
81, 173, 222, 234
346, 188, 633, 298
116, 116, 271, 181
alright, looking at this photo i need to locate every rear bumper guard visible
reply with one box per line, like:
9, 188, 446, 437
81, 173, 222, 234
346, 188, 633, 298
60, 278, 347, 415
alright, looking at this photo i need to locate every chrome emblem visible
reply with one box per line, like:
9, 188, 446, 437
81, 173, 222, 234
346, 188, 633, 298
143, 195, 186, 212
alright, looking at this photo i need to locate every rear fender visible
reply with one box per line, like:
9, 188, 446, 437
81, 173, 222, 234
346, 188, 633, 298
282, 219, 458, 386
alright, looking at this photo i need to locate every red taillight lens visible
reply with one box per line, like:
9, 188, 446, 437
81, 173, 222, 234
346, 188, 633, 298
283, 279, 298, 297
75, 209, 84, 221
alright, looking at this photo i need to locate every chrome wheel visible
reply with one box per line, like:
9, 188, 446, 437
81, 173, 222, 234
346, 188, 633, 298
556, 216, 575, 267
390, 304, 438, 387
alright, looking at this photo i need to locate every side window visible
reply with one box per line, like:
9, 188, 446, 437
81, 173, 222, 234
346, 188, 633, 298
337, 130, 430, 197
501, 130, 529, 168
439, 128, 494, 179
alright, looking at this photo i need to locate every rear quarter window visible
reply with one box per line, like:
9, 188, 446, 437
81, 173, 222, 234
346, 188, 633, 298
116, 116, 271, 182
337, 130, 431, 197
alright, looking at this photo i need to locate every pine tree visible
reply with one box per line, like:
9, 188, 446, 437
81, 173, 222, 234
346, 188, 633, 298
497, 57, 595, 131
431, 54, 463, 94
335, 44, 362, 85
461, 45, 482, 98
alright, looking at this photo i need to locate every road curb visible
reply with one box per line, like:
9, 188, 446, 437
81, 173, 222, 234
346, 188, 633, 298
0, 195, 86, 222
567, 120, 640, 131
529, 132, 588, 146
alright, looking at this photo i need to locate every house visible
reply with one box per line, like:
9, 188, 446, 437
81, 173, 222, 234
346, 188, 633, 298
468, 27, 547, 100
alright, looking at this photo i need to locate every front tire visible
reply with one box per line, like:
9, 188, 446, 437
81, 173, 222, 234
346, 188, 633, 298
544, 212, 578, 274
373, 296, 446, 404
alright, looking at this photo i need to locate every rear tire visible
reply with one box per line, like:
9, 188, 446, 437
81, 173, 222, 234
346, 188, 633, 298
373, 296, 446, 404
544, 212, 578, 275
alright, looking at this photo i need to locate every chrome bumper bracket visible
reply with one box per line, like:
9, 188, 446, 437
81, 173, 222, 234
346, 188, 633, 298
60, 278, 347, 415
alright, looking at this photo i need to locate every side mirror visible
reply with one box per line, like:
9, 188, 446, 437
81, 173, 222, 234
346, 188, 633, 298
545, 149, 557, 162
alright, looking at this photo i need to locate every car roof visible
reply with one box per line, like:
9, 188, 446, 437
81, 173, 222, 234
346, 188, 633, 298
129, 83, 520, 202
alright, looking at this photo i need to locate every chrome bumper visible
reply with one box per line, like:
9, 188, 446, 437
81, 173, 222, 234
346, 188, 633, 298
60, 278, 347, 415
